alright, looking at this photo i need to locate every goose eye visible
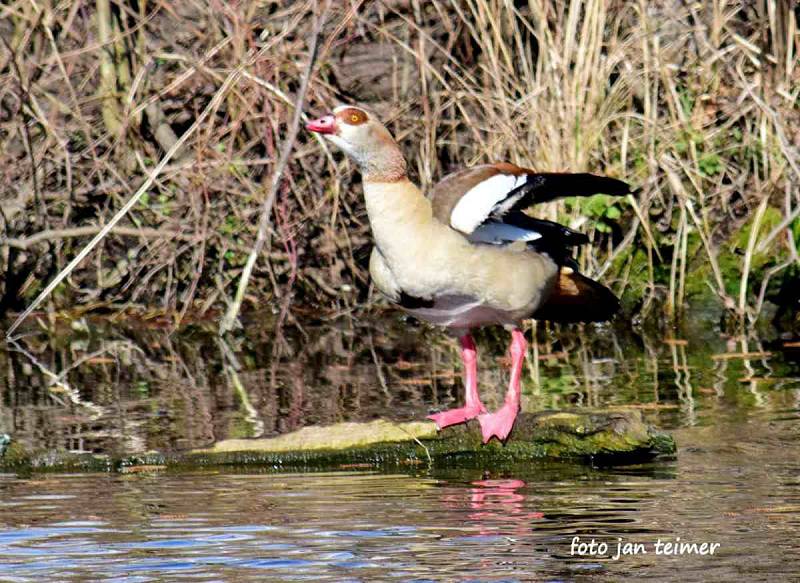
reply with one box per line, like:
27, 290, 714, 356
338, 107, 368, 125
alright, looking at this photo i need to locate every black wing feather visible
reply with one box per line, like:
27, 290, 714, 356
491, 173, 631, 219
503, 211, 588, 265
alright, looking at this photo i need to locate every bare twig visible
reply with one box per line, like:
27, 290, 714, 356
6, 339, 105, 419
739, 195, 770, 317
2, 226, 200, 249
219, 1, 331, 334
217, 337, 265, 437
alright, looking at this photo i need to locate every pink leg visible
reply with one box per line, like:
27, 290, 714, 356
428, 334, 486, 429
478, 329, 526, 443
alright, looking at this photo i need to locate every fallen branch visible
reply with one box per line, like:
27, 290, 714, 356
0, 409, 676, 472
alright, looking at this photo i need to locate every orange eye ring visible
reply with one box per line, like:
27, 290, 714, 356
338, 107, 368, 125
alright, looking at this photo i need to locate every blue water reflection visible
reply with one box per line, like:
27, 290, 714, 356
1, 441, 797, 581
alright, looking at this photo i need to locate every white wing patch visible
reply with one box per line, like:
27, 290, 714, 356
450, 174, 527, 234
468, 222, 542, 245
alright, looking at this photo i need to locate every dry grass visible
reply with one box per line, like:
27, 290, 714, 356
0, 0, 798, 330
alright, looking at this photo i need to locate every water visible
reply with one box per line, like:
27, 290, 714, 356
1, 313, 799, 580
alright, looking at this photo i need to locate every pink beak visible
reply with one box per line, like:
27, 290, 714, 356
306, 114, 337, 134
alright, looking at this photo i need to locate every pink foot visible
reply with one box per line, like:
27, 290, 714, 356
428, 334, 486, 431
477, 401, 520, 443
428, 403, 487, 430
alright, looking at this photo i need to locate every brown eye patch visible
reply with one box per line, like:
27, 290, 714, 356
337, 107, 368, 126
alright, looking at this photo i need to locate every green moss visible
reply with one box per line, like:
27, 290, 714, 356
1, 442, 31, 467
186, 410, 674, 471
713, 206, 785, 298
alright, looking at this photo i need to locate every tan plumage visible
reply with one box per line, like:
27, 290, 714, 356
306, 104, 631, 443
364, 177, 557, 333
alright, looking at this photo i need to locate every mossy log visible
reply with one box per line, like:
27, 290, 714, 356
0, 409, 675, 473
189, 409, 675, 469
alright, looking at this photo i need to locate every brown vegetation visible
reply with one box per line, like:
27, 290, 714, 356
1, 1, 798, 331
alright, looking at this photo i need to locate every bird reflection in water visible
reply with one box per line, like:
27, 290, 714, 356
444, 478, 544, 537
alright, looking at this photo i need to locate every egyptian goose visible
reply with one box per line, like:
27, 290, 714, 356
307, 105, 630, 443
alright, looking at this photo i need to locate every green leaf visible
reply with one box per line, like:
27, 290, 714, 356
698, 153, 721, 176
